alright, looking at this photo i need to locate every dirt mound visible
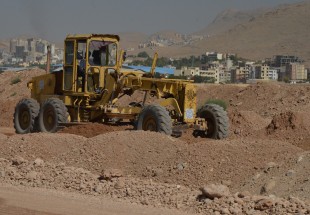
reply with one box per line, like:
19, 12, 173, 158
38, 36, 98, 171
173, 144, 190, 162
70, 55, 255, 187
267, 111, 303, 132
0, 133, 86, 161
0, 69, 45, 127
199, 82, 310, 116
229, 110, 270, 137
241, 152, 310, 201
265, 111, 310, 150
0, 156, 198, 212
196, 84, 243, 108
1, 70, 310, 213
58, 123, 133, 138
58, 122, 201, 143
0, 134, 8, 142
0, 131, 303, 193
0, 156, 309, 214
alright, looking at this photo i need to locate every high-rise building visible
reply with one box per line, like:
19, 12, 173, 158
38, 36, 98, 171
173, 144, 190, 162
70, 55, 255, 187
286, 63, 306, 80
273, 55, 302, 67
15, 46, 26, 58
10, 39, 18, 53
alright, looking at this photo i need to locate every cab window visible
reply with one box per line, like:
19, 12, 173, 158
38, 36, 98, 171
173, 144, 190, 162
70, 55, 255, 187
88, 41, 117, 66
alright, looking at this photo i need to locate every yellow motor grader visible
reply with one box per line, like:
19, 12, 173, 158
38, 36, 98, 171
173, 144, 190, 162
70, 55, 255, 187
13, 34, 229, 139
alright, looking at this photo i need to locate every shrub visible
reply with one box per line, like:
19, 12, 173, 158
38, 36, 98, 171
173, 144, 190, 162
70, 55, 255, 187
137, 51, 149, 58
205, 99, 227, 111
10, 77, 21, 85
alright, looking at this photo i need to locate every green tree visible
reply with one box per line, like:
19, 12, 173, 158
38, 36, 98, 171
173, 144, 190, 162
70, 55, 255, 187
283, 76, 290, 83
137, 51, 150, 58
193, 75, 215, 83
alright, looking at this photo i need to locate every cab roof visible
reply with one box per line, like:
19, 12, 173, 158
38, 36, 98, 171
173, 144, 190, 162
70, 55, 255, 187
66, 34, 120, 41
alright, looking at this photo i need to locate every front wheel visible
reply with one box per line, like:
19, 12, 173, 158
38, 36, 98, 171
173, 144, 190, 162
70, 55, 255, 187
136, 104, 172, 135
39, 98, 69, 133
13, 98, 40, 134
197, 104, 229, 139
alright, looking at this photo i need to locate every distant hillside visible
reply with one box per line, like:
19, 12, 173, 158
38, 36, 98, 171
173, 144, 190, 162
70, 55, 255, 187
148, 30, 184, 42
126, 1, 310, 66
195, 8, 266, 36
118, 32, 148, 50
0, 41, 9, 51
192, 1, 310, 66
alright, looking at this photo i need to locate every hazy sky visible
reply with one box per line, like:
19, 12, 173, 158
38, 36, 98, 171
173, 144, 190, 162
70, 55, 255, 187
0, 0, 304, 42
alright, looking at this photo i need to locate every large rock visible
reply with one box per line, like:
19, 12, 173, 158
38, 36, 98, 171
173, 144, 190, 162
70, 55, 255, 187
33, 158, 45, 167
254, 198, 274, 211
11, 156, 26, 166
200, 184, 230, 199
102, 168, 123, 180
25, 171, 38, 180
261, 180, 276, 194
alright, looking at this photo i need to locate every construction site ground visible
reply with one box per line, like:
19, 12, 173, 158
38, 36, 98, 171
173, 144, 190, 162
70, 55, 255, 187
0, 69, 309, 214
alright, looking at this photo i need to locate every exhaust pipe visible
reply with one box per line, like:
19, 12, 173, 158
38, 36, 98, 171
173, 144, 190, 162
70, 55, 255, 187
46, 45, 51, 73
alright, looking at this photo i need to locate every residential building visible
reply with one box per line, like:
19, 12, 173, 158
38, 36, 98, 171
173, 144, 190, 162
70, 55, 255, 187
10, 39, 18, 53
275, 66, 286, 81
8, 37, 58, 64
201, 52, 223, 64
268, 69, 278, 80
231, 66, 250, 83
219, 71, 231, 83
226, 59, 233, 70
10, 39, 27, 54
199, 69, 220, 84
256, 64, 270, 80
175, 66, 200, 76
27, 38, 36, 53
286, 63, 306, 80
273, 55, 302, 67
15, 46, 26, 59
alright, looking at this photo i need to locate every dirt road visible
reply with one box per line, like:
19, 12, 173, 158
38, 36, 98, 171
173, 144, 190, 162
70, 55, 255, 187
0, 184, 192, 215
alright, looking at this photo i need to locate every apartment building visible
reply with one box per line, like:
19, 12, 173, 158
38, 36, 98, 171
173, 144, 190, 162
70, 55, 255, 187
174, 66, 200, 76
219, 70, 231, 83
273, 55, 302, 67
231, 66, 250, 83
199, 69, 220, 84
286, 63, 307, 80
255, 64, 270, 80
9, 38, 57, 63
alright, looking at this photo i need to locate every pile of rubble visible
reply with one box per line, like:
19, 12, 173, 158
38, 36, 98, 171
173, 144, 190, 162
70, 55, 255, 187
1, 156, 309, 214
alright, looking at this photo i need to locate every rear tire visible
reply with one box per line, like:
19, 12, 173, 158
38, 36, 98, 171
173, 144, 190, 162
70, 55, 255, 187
39, 98, 68, 133
136, 104, 172, 135
13, 98, 40, 134
197, 104, 229, 139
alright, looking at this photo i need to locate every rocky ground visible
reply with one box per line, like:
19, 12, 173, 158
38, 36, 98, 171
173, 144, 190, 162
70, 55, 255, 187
0, 70, 310, 214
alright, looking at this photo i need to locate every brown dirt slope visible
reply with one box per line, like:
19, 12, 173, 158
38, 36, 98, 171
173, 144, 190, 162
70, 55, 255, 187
0, 69, 45, 127
241, 151, 310, 200
0, 155, 309, 214
196, 82, 310, 149
0, 131, 303, 194
0, 70, 310, 214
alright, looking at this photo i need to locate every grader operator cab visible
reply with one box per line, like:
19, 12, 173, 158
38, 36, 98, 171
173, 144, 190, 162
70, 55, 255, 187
13, 34, 229, 139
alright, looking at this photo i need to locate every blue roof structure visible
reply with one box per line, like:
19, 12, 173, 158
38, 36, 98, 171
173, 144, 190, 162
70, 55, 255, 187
51, 64, 175, 75
0, 67, 31, 72
124, 65, 175, 75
